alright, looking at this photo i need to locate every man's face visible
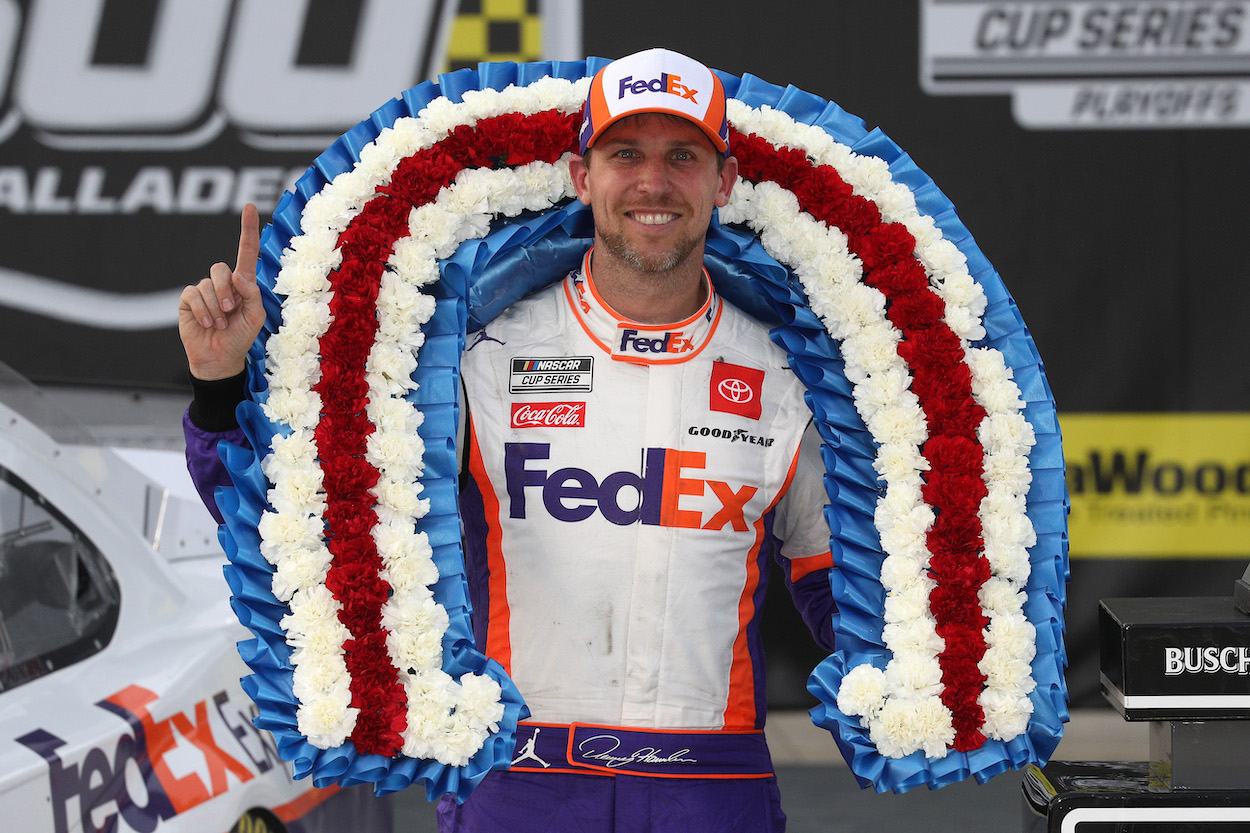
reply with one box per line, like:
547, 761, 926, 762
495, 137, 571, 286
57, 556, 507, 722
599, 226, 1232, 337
569, 113, 737, 277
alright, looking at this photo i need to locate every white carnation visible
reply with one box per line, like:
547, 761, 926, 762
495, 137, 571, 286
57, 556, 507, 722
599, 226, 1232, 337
867, 405, 928, 447
837, 664, 887, 718
979, 412, 1036, 457
884, 654, 943, 696
882, 619, 944, 655
871, 696, 953, 759
271, 546, 331, 600
980, 690, 1033, 740
883, 577, 934, 624
841, 320, 902, 377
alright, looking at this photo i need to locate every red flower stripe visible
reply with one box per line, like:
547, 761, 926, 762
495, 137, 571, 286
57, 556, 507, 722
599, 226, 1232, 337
728, 126, 991, 751
309, 109, 577, 756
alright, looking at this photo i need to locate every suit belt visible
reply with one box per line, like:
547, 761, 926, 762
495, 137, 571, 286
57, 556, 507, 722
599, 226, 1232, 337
507, 721, 775, 779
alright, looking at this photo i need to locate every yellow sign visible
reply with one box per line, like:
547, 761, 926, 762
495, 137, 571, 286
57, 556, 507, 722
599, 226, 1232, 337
1063, 413, 1250, 558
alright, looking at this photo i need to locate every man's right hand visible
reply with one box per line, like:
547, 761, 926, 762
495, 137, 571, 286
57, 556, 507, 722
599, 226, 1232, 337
178, 203, 267, 381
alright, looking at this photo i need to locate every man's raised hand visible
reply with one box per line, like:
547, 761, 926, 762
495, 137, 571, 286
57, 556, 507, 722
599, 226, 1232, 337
178, 203, 267, 381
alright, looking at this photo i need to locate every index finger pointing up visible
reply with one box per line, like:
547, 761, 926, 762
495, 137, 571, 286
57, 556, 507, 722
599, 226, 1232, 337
235, 202, 261, 281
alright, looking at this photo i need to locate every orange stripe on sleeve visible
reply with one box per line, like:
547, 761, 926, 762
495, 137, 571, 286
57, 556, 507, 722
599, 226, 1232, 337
467, 417, 513, 674
789, 551, 834, 583
721, 530, 766, 730
722, 436, 809, 730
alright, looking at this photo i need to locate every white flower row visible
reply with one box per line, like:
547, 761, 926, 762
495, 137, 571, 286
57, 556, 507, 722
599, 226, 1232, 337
257, 79, 582, 764
724, 101, 1037, 758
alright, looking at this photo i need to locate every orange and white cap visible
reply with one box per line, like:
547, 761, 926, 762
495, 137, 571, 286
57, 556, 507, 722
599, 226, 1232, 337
579, 48, 729, 156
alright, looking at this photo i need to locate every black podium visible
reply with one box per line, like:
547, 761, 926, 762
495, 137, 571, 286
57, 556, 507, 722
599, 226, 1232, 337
1022, 596, 1250, 831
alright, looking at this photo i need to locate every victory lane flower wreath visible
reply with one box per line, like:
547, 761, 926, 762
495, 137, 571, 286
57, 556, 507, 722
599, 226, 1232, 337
216, 58, 1068, 801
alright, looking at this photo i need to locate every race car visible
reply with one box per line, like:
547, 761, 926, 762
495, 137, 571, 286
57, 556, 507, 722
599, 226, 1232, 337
0, 362, 393, 833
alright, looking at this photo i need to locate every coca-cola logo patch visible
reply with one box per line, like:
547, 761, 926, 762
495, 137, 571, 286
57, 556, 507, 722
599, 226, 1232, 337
511, 402, 587, 429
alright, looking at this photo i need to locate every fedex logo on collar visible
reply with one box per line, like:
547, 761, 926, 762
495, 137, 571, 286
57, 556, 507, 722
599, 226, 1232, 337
619, 328, 695, 356
506, 443, 757, 531
618, 73, 699, 103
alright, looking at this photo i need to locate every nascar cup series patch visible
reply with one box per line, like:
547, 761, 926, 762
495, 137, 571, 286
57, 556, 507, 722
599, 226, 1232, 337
509, 357, 594, 394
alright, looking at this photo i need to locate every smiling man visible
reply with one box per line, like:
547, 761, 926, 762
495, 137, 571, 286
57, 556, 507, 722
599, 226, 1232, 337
179, 48, 837, 833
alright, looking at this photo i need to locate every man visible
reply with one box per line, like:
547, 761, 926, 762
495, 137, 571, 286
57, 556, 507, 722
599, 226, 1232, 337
180, 49, 836, 832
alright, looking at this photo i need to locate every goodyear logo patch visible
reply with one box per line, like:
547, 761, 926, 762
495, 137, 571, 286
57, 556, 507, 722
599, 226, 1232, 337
510, 357, 594, 393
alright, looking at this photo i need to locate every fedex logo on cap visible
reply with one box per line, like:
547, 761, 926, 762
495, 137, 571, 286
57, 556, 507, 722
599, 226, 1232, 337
617, 73, 699, 103
581, 48, 729, 155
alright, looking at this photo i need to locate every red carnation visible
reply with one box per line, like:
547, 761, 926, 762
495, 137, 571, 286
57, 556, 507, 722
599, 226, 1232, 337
896, 326, 963, 368
323, 487, 377, 514
922, 397, 987, 440
730, 130, 798, 185
792, 166, 855, 220
526, 110, 580, 162
923, 435, 984, 477
388, 150, 465, 206
858, 223, 916, 271
825, 194, 881, 240
329, 510, 380, 540
319, 312, 377, 365
331, 266, 385, 304
866, 259, 929, 294
316, 362, 369, 403
327, 562, 386, 600
327, 533, 382, 568
885, 288, 946, 331
922, 471, 989, 512
928, 512, 986, 559
321, 457, 381, 497
910, 363, 974, 406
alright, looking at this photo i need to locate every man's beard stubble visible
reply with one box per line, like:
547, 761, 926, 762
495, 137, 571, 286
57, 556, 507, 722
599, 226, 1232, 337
597, 224, 703, 277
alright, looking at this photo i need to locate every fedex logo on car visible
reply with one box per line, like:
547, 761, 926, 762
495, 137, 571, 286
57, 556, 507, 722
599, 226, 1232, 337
16, 684, 282, 833
617, 73, 700, 103
505, 443, 758, 531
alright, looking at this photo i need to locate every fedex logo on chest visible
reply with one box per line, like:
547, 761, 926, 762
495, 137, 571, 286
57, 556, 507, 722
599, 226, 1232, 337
505, 443, 757, 532
617, 73, 699, 103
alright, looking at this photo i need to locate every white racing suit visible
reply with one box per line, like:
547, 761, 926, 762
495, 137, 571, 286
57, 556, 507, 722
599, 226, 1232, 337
442, 252, 837, 830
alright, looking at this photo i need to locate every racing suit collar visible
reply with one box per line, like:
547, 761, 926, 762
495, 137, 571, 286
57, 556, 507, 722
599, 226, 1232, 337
565, 248, 722, 365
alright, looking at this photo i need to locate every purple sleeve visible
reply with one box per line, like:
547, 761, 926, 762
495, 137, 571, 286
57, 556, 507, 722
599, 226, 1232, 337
783, 562, 837, 652
183, 407, 249, 524
771, 421, 838, 652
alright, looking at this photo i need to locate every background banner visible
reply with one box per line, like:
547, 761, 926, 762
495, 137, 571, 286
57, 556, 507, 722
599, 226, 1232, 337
1066, 413, 1250, 558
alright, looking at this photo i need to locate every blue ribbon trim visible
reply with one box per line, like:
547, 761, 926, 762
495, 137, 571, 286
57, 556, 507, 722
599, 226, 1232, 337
217, 58, 1068, 800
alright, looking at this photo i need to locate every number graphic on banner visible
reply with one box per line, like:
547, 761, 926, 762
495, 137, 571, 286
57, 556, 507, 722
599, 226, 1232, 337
222, 0, 449, 131
5, 0, 451, 145
16, 0, 232, 130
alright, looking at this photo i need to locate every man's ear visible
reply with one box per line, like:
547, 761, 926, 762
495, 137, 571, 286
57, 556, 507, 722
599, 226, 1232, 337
715, 155, 739, 208
569, 153, 592, 206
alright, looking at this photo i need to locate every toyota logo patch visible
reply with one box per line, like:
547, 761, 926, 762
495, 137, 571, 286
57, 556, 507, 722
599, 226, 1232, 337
710, 361, 764, 420
718, 378, 754, 404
